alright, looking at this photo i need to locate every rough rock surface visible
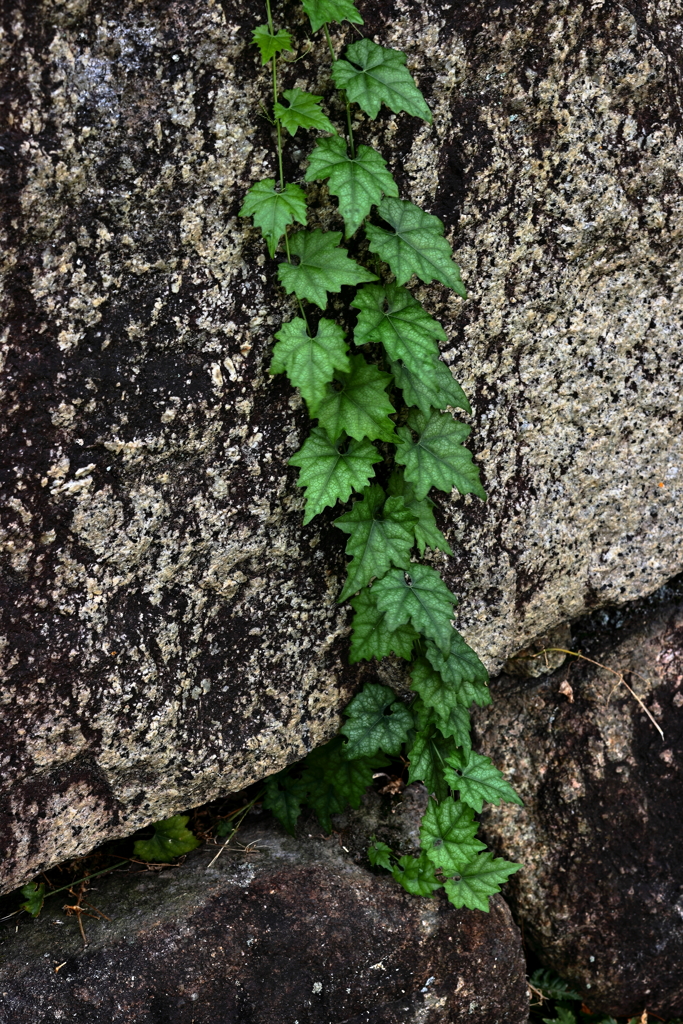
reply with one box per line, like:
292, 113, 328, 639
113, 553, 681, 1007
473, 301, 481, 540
474, 580, 683, 1018
0, 792, 528, 1024
1, 0, 682, 889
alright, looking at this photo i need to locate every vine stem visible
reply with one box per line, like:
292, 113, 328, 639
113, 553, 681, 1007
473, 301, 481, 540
323, 24, 355, 158
266, 0, 285, 189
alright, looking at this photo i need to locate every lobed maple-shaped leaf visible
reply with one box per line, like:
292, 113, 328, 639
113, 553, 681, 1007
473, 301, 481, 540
443, 749, 524, 814
391, 355, 471, 417
270, 316, 349, 415
316, 353, 396, 442
435, 703, 472, 758
278, 229, 377, 309
348, 586, 419, 664
134, 815, 201, 863
407, 725, 457, 802
387, 471, 453, 556
420, 796, 486, 874
263, 770, 307, 835
351, 282, 443, 377
335, 484, 417, 601
239, 179, 307, 258
392, 852, 442, 897
252, 24, 294, 64
366, 198, 466, 294
396, 407, 486, 501
368, 837, 394, 871
424, 636, 491, 708
306, 138, 398, 237
442, 850, 521, 912
341, 682, 413, 758
331, 39, 432, 122
410, 656, 465, 725
274, 88, 337, 136
289, 427, 381, 524
301, 0, 363, 33
19, 881, 46, 918
372, 564, 458, 654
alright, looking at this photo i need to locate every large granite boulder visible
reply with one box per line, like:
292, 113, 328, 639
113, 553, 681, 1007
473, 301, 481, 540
474, 582, 683, 1018
1, 0, 682, 890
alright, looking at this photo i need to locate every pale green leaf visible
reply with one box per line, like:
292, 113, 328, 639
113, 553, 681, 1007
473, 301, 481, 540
301, 0, 363, 33
424, 636, 491, 708
278, 229, 377, 309
387, 471, 453, 555
390, 355, 471, 417
348, 585, 419, 664
306, 137, 398, 237
366, 197, 466, 293
443, 749, 524, 813
420, 796, 486, 873
252, 25, 294, 64
442, 850, 521, 912
288, 427, 381, 524
331, 39, 432, 122
239, 179, 307, 258
372, 564, 458, 654
368, 837, 393, 871
134, 815, 201, 863
316, 353, 396, 442
351, 283, 443, 376
341, 682, 413, 758
392, 853, 442, 897
335, 484, 417, 601
270, 316, 349, 415
396, 407, 486, 501
274, 88, 337, 136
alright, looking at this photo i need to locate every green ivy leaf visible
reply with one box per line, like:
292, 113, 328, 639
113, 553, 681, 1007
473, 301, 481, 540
542, 1011, 579, 1024
316, 353, 396, 443
348, 585, 419, 664
341, 682, 413, 758
289, 427, 381, 524
410, 656, 464, 724
331, 39, 432, 122
372, 564, 458, 654
301, 0, 363, 33
390, 355, 471, 417
351, 282, 443, 377
335, 484, 417, 601
407, 725, 456, 801
387, 471, 453, 555
424, 635, 491, 708
368, 837, 394, 871
366, 198, 466, 293
19, 881, 46, 918
443, 749, 524, 814
303, 738, 388, 828
392, 852, 442, 897
528, 970, 582, 1003
396, 407, 486, 501
435, 703, 472, 759
252, 25, 294, 64
270, 316, 349, 415
274, 88, 337, 136
306, 138, 398, 237
134, 815, 201, 863
239, 179, 307, 258
263, 770, 307, 835
442, 850, 521, 912
278, 229, 377, 309
420, 796, 486, 873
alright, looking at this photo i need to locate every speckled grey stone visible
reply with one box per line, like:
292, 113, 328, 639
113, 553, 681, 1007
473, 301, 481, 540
1, 0, 681, 891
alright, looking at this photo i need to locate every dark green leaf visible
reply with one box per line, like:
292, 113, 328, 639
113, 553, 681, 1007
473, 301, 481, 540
316, 353, 396, 443
239, 179, 307, 258
442, 850, 521, 912
341, 682, 413, 758
368, 837, 393, 871
274, 88, 337, 136
387, 471, 453, 556
392, 852, 442, 897
396, 407, 486, 501
278, 229, 377, 309
270, 317, 349, 415
348, 585, 419, 664
528, 969, 582, 1003
252, 25, 294, 64
351, 283, 443, 377
366, 198, 465, 293
410, 656, 462, 723
289, 427, 381, 524
541, 1010, 578, 1024
301, 0, 363, 33
263, 771, 307, 835
335, 484, 417, 601
306, 138, 397, 237
420, 796, 485, 873
407, 725, 456, 801
443, 749, 523, 813
331, 39, 432, 122
436, 703, 472, 758
304, 736, 388, 817
390, 355, 471, 417
19, 882, 46, 918
372, 564, 458, 654
424, 636, 491, 708
134, 815, 201, 863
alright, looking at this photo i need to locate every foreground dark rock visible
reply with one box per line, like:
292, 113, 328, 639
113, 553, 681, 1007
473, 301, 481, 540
0, 792, 528, 1024
474, 585, 683, 1018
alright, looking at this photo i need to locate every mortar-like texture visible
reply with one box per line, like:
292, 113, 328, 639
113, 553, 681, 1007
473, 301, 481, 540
1, 0, 682, 891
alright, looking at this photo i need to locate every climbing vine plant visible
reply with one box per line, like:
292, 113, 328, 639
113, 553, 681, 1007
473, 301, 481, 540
240, 0, 522, 912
